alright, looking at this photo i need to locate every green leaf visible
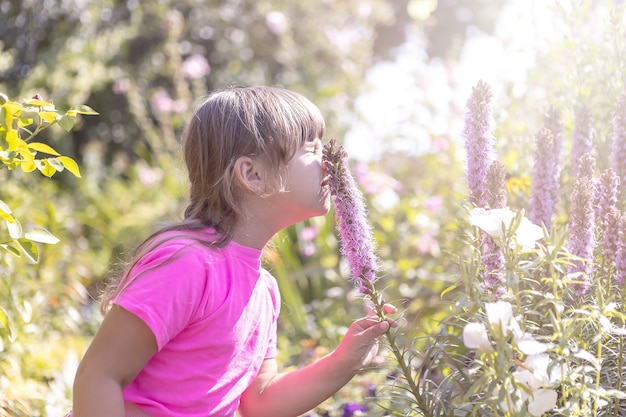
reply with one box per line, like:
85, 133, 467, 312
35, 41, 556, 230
28, 142, 60, 156
47, 157, 64, 171
68, 104, 99, 115
57, 115, 75, 132
0, 305, 16, 341
24, 98, 55, 107
0, 243, 21, 257
20, 159, 37, 173
6, 216, 22, 238
57, 155, 81, 177
24, 227, 60, 244
17, 238, 38, 263
36, 159, 57, 177
0, 199, 12, 216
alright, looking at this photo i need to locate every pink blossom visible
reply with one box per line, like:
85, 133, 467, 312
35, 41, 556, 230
151, 90, 187, 114
181, 54, 210, 80
265, 11, 288, 35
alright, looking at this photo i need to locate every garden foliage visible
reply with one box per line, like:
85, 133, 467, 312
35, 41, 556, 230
0, 1, 625, 417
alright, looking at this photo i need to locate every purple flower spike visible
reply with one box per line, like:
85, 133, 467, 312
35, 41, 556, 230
323, 139, 380, 292
603, 207, 622, 265
611, 93, 626, 194
615, 214, 626, 285
463, 80, 496, 207
530, 127, 557, 228
571, 106, 594, 179
568, 153, 597, 295
482, 162, 507, 296
595, 168, 620, 232
544, 108, 564, 204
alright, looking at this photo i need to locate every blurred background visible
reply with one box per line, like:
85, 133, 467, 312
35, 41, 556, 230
0, 0, 624, 415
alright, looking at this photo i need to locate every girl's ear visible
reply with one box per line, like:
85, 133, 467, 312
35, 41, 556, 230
233, 156, 267, 195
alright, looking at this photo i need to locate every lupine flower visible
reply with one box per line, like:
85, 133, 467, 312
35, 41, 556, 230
615, 214, 626, 284
571, 106, 594, 178
611, 93, 626, 192
323, 139, 380, 293
530, 127, 557, 228
568, 153, 597, 295
463, 80, 496, 207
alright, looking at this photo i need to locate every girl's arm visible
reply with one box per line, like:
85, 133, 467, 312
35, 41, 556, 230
72, 305, 158, 417
238, 310, 395, 417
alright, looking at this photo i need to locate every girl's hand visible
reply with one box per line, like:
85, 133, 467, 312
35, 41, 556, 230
333, 303, 397, 373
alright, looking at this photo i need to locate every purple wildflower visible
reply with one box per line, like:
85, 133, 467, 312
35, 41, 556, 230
615, 214, 626, 284
530, 127, 556, 228
568, 153, 597, 295
323, 139, 380, 293
544, 108, 564, 222
482, 161, 507, 296
342, 403, 367, 417
611, 93, 626, 195
603, 207, 621, 264
485, 161, 508, 210
463, 80, 496, 207
571, 106, 594, 178
595, 168, 620, 232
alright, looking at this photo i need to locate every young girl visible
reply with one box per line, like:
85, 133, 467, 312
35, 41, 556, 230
70, 86, 395, 417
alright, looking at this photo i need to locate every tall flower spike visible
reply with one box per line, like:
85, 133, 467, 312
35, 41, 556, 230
595, 168, 619, 232
463, 80, 496, 207
568, 153, 597, 295
571, 106, 594, 179
603, 207, 622, 265
530, 127, 556, 228
544, 108, 564, 219
611, 93, 626, 197
323, 139, 380, 293
482, 162, 507, 297
615, 214, 626, 285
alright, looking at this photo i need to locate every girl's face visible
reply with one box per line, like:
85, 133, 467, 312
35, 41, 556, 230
266, 137, 331, 225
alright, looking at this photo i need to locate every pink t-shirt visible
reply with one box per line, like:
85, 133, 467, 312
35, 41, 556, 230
113, 233, 281, 417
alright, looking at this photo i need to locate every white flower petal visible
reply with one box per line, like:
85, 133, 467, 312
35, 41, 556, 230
485, 301, 513, 329
462, 322, 494, 352
527, 389, 557, 416
514, 217, 544, 249
518, 338, 550, 355
513, 369, 543, 391
469, 207, 515, 238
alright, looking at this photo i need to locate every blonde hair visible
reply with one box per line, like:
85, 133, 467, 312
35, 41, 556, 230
100, 86, 325, 313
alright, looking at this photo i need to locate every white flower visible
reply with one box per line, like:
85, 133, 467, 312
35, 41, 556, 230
462, 322, 494, 352
514, 369, 543, 391
514, 216, 544, 249
527, 389, 557, 416
468, 207, 543, 249
469, 207, 514, 238
485, 300, 514, 330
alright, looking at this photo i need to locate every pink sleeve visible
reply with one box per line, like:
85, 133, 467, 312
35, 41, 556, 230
114, 244, 209, 350
262, 270, 281, 359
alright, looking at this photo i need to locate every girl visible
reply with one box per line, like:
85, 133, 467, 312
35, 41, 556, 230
71, 86, 395, 417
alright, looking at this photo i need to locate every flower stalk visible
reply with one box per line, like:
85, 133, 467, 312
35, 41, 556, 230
323, 139, 425, 411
